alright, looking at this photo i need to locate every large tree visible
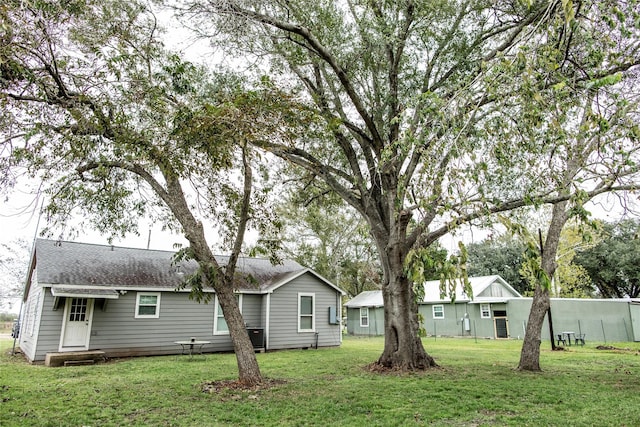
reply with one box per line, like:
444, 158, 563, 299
0, 239, 30, 313
277, 192, 382, 297
499, 3, 640, 370
574, 219, 640, 298
466, 221, 595, 298
0, 0, 301, 385
178, 0, 640, 369
466, 234, 529, 295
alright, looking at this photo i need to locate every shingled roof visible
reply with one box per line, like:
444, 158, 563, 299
33, 238, 307, 293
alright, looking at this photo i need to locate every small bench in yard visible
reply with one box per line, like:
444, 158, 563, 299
45, 351, 106, 367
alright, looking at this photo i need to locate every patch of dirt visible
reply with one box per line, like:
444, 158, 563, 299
365, 362, 441, 375
201, 378, 286, 396
596, 345, 640, 354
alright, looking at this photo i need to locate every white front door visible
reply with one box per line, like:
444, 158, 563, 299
60, 297, 94, 350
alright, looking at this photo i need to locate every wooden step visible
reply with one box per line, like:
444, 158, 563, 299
45, 350, 106, 367
64, 359, 96, 366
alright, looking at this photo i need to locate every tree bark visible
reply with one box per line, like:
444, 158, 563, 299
518, 201, 568, 371
517, 284, 549, 371
216, 284, 263, 386
377, 273, 438, 369
182, 220, 263, 386
163, 175, 263, 386
373, 218, 437, 369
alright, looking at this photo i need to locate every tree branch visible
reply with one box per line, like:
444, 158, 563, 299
219, 2, 385, 153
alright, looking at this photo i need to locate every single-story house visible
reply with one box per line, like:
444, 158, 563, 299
346, 275, 640, 342
18, 239, 345, 363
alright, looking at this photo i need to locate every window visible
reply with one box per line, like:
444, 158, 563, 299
214, 294, 242, 335
432, 305, 444, 319
68, 298, 88, 321
360, 307, 369, 327
298, 293, 315, 332
480, 304, 491, 319
135, 293, 160, 318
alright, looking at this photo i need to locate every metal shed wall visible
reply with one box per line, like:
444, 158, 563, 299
506, 298, 635, 343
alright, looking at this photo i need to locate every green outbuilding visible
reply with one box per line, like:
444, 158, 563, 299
345, 275, 640, 343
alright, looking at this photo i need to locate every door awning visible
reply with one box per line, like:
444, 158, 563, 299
50, 286, 120, 299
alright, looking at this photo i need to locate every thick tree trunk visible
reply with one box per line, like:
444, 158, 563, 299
377, 273, 438, 369
374, 226, 437, 369
185, 224, 263, 385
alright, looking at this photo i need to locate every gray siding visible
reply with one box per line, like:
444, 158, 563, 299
17, 288, 37, 360
346, 295, 640, 343
348, 302, 512, 339
631, 303, 640, 341
456, 303, 507, 339
420, 302, 470, 337
34, 290, 64, 359
346, 307, 385, 336
88, 291, 235, 358
20, 284, 53, 361
478, 283, 518, 298
22, 290, 239, 361
22, 272, 343, 362
268, 272, 342, 350
24, 289, 238, 362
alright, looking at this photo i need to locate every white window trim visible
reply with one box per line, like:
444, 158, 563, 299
298, 292, 316, 333
480, 303, 491, 319
360, 307, 369, 327
135, 292, 161, 319
213, 294, 243, 335
432, 304, 444, 319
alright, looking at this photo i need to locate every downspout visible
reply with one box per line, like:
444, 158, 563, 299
338, 292, 343, 343
265, 292, 271, 350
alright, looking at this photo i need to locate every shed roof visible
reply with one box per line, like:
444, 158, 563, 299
345, 275, 522, 308
344, 290, 384, 308
32, 238, 327, 293
423, 275, 522, 303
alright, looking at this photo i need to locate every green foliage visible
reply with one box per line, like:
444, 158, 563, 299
499, 216, 552, 292
0, 0, 304, 252
171, 246, 216, 303
550, 222, 599, 298
0, 239, 30, 312
276, 194, 382, 297
405, 242, 471, 302
466, 234, 530, 295
4, 0, 640, 370
183, 0, 640, 298
574, 218, 640, 298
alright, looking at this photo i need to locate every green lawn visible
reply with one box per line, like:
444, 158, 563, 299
1, 336, 639, 426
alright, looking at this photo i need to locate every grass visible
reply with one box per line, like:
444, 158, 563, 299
1, 336, 639, 426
